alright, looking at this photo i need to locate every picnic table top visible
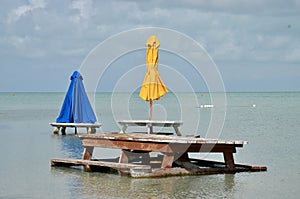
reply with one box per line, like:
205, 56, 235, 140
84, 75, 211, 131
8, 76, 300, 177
78, 133, 248, 145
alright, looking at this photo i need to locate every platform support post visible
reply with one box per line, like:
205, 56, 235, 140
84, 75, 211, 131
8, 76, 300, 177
87, 127, 91, 134
118, 150, 130, 175
82, 146, 94, 171
61, 127, 66, 135
53, 127, 60, 134
223, 152, 235, 169
161, 153, 175, 168
83, 147, 94, 160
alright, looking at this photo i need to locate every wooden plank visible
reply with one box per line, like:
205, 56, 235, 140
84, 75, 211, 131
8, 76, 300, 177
77, 133, 248, 145
189, 158, 267, 171
50, 122, 101, 128
118, 120, 183, 135
250, 166, 267, 171
51, 158, 151, 170
187, 144, 237, 153
131, 166, 266, 178
81, 139, 173, 152
118, 120, 183, 127
81, 138, 239, 155
131, 168, 190, 178
51, 157, 266, 177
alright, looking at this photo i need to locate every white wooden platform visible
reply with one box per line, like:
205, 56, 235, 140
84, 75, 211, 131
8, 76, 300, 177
50, 122, 101, 134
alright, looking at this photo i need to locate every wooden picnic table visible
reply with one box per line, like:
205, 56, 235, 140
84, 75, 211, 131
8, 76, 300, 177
118, 120, 183, 135
79, 133, 247, 170
51, 132, 267, 177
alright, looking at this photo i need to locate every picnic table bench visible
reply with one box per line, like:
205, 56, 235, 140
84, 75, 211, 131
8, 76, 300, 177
118, 120, 183, 135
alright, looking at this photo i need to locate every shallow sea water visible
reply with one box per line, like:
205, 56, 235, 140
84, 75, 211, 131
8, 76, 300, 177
0, 92, 299, 198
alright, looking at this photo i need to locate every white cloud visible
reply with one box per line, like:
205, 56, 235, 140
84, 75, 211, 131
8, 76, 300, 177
6, 0, 46, 23
70, 0, 95, 23
0, 0, 299, 91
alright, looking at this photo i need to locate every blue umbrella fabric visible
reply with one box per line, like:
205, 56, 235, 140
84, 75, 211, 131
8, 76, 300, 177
56, 71, 97, 123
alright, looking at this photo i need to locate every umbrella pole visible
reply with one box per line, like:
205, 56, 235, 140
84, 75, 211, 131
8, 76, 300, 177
150, 100, 153, 120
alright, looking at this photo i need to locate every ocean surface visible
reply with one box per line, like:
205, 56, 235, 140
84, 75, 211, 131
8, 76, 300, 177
0, 92, 299, 199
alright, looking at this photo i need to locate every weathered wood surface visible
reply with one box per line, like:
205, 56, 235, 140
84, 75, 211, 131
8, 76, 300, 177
51, 157, 266, 178
78, 133, 247, 145
77, 133, 248, 170
118, 120, 183, 135
78, 133, 246, 156
51, 158, 151, 170
188, 158, 267, 172
51, 133, 267, 177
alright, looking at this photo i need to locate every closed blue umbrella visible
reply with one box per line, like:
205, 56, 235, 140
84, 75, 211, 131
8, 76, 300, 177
56, 71, 97, 123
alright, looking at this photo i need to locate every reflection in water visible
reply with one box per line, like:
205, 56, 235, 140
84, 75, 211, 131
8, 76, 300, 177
59, 134, 84, 159
224, 174, 235, 193
51, 167, 236, 199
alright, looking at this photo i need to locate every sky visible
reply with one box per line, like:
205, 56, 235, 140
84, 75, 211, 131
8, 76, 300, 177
0, 0, 299, 92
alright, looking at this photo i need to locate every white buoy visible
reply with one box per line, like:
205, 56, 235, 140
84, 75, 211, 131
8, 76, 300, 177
200, 104, 214, 108
252, 104, 256, 108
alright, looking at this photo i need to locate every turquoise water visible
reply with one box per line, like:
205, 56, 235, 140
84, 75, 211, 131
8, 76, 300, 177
0, 92, 299, 198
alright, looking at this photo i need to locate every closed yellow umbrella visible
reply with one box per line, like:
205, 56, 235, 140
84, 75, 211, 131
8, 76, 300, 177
139, 35, 168, 120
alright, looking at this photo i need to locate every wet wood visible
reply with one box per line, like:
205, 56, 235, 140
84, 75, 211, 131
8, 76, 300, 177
223, 152, 235, 169
51, 132, 267, 177
78, 133, 247, 145
51, 158, 151, 170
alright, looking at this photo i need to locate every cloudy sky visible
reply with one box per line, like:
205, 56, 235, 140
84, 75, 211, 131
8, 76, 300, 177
0, 0, 299, 92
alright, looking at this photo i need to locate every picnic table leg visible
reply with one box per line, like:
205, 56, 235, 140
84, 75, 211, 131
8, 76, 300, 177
86, 127, 96, 134
120, 125, 128, 133
147, 124, 153, 134
82, 146, 94, 171
87, 127, 91, 134
82, 146, 94, 160
53, 127, 60, 134
173, 125, 182, 136
223, 152, 235, 169
119, 150, 129, 164
161, 153, 175, 168
61, 127, 66, 135
118, 150, 130, 175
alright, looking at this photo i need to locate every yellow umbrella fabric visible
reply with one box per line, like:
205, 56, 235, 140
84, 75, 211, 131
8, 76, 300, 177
139, 35, 168, 120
